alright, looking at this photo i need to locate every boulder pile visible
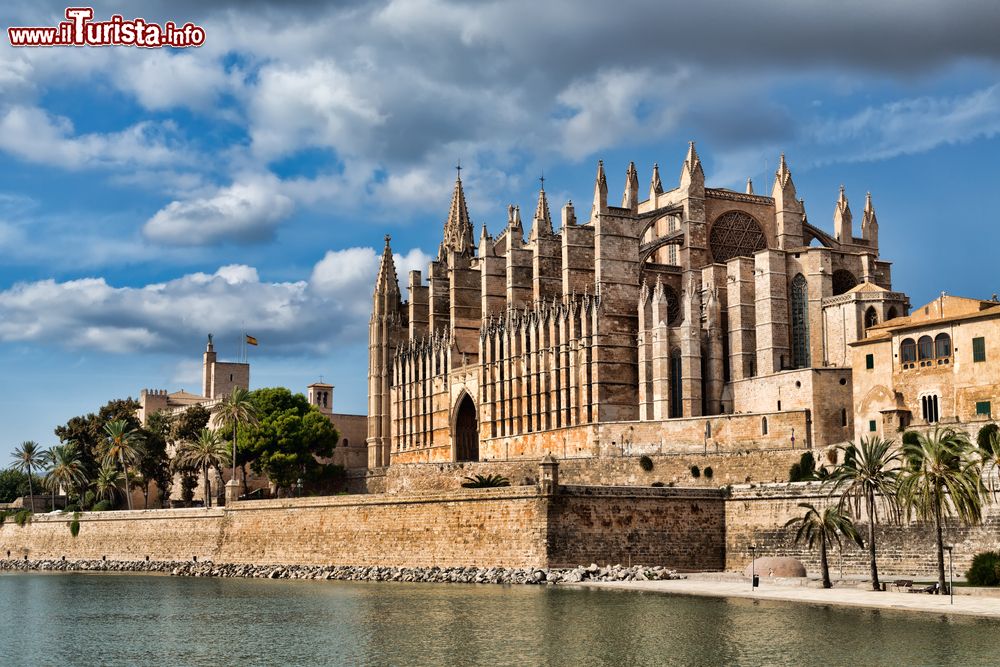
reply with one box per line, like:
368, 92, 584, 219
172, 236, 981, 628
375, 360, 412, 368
0, 558, 682, 585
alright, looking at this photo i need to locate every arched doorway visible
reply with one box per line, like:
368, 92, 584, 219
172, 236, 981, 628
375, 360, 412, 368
454, 393, 479, 462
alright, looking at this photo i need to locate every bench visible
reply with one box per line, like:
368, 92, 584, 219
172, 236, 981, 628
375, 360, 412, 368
893, 579, 913, 592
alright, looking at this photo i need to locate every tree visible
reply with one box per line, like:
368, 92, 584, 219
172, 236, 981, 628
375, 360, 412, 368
239, 388, 338, 494
138, 411, 173, 508
828, 436, 901, 591
899, 427, 985, 595
10, 441, 44, 505
785, 502, 863, 588
44, 443, 87, 509
0, 469, 35, 504
977, 426, 1000, 498
54, 398, 141, 482
171, 405, 210, 444
217, 387, 258, 495
175, 429, 230, 508
94, 462, 125, 504
102, 420, 142, 511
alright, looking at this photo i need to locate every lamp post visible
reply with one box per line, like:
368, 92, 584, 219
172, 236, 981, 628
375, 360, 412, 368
296, 478, 303, 498
750, 545, 757, 590
945, 545, 954, 604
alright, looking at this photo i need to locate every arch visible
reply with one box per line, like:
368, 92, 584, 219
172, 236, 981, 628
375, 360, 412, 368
900, 338, 916, 363
887, 306, 899, 321
864, 307, 878, 329
831, 269, 858, 295
708, 210, 767, 263
761, 416, 768, 435
917, 335, 933, 360
342, 438, 349, 447
934, 333, 951, 358
453, 392, 479, 462
662, 284, 682, 326
790, 273, 810, 368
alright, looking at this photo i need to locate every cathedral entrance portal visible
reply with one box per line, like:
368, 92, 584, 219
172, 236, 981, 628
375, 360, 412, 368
454, 393, 479, 462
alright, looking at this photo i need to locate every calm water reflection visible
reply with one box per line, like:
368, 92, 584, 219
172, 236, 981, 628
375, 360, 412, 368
1, 573, 998, 666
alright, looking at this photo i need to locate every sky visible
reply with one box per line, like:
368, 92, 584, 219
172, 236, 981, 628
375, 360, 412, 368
1, 1, 999, 457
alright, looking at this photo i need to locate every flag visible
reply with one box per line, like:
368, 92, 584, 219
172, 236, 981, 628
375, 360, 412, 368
246, 335, 258, 346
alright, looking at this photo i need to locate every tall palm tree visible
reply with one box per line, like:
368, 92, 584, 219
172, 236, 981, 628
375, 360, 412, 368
94, 462, 125, 504
976, 428, 1000, 498
103, 420, 141, 511
45, 443, 87, 508
785, 502, 864, 588
175, 429, 230, 508
899, 427, 985, 595
10, 441, 44, 507
828, 436, 901, 591
216, 387, 258, 496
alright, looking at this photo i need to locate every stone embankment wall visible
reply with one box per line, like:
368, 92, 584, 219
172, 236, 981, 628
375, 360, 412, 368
725, 483, 1000, 578
0, 486, 727, 572
377, 449, 803, 494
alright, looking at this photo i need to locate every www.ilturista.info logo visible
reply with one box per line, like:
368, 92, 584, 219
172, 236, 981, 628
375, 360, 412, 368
8, 7, 206, 48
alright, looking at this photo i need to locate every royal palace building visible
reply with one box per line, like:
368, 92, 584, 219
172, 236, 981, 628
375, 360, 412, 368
367, 144, 910, 468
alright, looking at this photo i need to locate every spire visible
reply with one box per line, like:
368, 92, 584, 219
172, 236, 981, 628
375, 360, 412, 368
374, 234, 400, 296
441, 167, 474, 256
834, 185, 853, 242
771, 152, 796, 200
649, 162, 663, 198
622, 161, 639, 212
561, 200, 576, 228
862, 191, 879, 245
531, 176, 552, 237
592, 160, 608, 218
478, 222, 495, 257
679, 141, 704, 190
745, 177, 754, 195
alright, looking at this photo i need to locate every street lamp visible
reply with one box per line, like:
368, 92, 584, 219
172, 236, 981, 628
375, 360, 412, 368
296, 478, 304, 498
749, 544, 758, 590
945, 545, 954, 604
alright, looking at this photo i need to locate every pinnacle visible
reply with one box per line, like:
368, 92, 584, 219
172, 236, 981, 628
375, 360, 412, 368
650, 162, 663, 196
442, 173, 474, 256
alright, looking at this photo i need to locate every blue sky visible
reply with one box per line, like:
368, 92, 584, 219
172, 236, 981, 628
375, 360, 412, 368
1, 1, 999, 457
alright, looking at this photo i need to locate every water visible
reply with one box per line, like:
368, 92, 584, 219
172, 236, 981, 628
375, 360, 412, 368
1, 574, 999, 666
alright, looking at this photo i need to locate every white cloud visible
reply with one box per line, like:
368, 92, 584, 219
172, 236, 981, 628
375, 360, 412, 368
143, 175, 294, 245
117, 51, 233, 111
0, 105, 185, 170
0, 246, 429, 355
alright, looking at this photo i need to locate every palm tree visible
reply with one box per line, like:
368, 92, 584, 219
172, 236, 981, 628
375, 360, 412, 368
828, 436, 901, 591
94, 462, 125, 504
103, 420, 142, 511
899, 427, 985, 595
976, 427, 1000, 498
175, 429, 230, 508
45, 443, 87, 508
10, 441, 44, 507
216, 387, 258, 497
785, 502, 864, 588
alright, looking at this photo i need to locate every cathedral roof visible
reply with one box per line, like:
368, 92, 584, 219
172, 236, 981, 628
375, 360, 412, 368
845, 281, 888, 294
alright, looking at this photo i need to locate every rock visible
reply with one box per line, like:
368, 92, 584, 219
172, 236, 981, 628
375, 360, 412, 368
742, 556, 807, 578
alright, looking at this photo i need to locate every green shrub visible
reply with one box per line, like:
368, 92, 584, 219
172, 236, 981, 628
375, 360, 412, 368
902, 430, 920, 447
690, 465, 701, 478
64, 504, 80, 513
69, 513, 81, 538
92, 500, 113, 512
461, 474, 511, 489
651, 481, 665, 488
639, 455, 654, 472
13, 509, 31, 527
966, 551, 1000, 586
789, 452, 817, 482
788, 463, 803, 482
704, 466, 714, 480
978, 424, 999, 453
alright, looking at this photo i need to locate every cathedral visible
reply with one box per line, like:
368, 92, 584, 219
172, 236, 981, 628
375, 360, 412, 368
367, 144, 910, 468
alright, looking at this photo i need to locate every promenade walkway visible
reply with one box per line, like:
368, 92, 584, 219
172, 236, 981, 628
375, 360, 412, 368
582, 578, 1000, 619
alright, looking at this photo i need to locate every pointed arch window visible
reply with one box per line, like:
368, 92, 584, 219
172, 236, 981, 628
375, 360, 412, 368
864, 307, 878, 330
790, 273, 810, 368
669, 348, 682, 418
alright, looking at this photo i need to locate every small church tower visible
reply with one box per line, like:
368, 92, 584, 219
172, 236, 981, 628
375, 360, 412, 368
367, 235, 404, 468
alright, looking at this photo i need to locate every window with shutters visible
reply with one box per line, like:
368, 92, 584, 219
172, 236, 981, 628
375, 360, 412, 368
865, 353, 874, 370
973, 337, 986, 362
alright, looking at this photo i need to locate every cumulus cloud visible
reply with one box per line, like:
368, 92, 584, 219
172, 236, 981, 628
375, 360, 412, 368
143, 175, 294, 245
0, 106, 185, 170
0, 246, 429, 355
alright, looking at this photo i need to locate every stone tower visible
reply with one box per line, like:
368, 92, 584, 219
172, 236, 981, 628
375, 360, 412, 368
367, 235, 405, 468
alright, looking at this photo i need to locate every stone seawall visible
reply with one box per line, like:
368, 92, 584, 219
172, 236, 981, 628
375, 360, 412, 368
726, 483, 1000, 578
0, 486, 727, 572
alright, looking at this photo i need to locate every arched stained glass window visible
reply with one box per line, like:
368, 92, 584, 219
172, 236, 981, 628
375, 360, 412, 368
709, 211, 767, 263
832, 270, 858, 296
669, 348, 682, 418
790, 273, 810, 368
